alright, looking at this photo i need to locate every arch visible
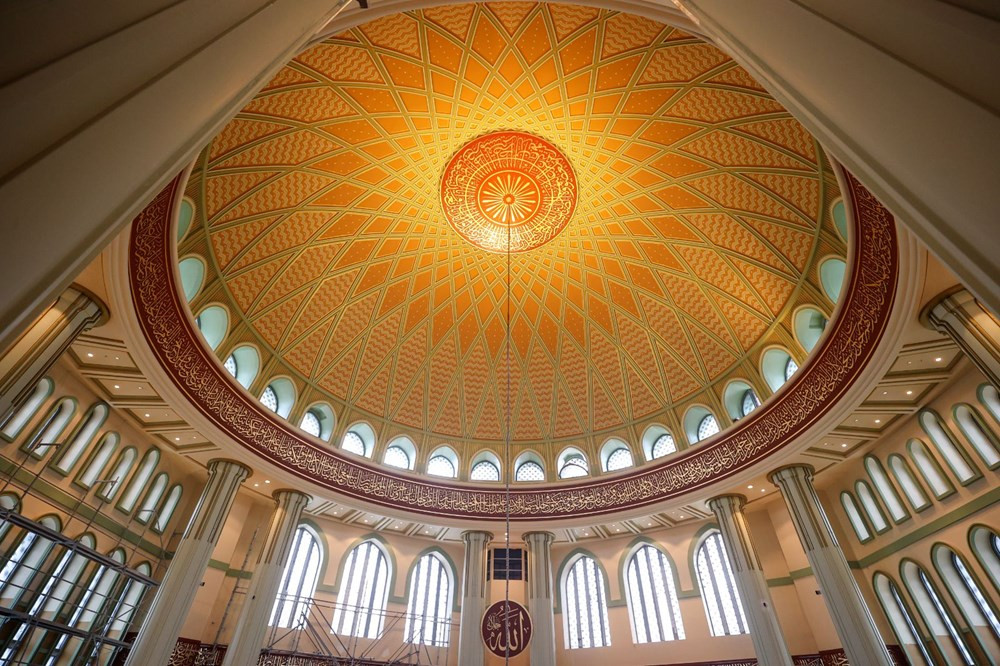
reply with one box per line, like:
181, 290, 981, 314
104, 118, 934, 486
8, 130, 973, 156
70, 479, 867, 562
426, 446, 458, 478
342, 422, 375, 458
683, 405, 719, 444
561, 552, 612, 649
104, 561, 154, 649
840, 491, 873, 543
794, 306, 828, 353
624, 543, 684, 643
1, 377, 53, 440
723, 380, 759, 421
819, 256, 847, 302
404, 551, 454, 647
97, 447, 137, 501
176, 196, 195, 242
969, 526, 1000, 599
53, 402, 109, 473
887, 453, 931, 512
223, 344, 260, 389
641, 425, 675, 461
300, 402, 335, 441
761, 348, 796, 392
154, 484, 183, 533
0, 514, 62, 606
864, 456, 908, 523
260, 377, 295, 419
831, 198, 849, 241
907, 439, 955, 499
873, 572, 933, 666
178, 255, 205, 302
195, 304, 228, 350
980, 383, 1000, 426
62, 547, 128, 660
117, 448, 159, 513
76, 431, 119, 489
332, 539, 391, 639
384, 436, 416, 470
600, 438, 633, 472
954, 403, 1000, 469
557, 447, 589, 479
855, 480, 890, 534
469, 450, 501, 481
271, 524, 323, 628
25, 397, 76, 458
900, 559, 975, 665
514, 451, 546, 482
695, 530, 748, 636
136, 472, 169, 524
919, 410, 980, 484
931, 544, 1000, 658
0, 493, 21, 541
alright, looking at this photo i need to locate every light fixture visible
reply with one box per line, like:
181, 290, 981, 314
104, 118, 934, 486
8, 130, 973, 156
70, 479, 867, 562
935, 357, 942, 362
841, 443, 848, 448
174, 437, 180, 441
875, 419, 881, 424
86, 352, 94, 358
144, 413, 150, 418
113, 384, 120, 389
906, 390, 913, 395
264, 479, 270, 484
747, 484, 754, 489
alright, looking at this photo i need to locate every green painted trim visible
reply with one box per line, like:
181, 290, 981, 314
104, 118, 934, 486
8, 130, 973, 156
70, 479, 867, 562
766, 576, 795, 587
208, 558, 253, 579
953, 402, 1000, 471
918, 408, 983, 486
841, 490, 875, 544
553, 547, 615, 614
686, 522, 720, 589
886, 453, 933, 513
899, 557, 976, 664
0, 455, 170, 560
929, 542, 999, 666
399, 545, 461, 613
71, 431, 120, 492
50, 401, 110, 475
0, 377, 54, 442
907, 438, 957, 500
613, 536, 689, 604
315, 532, 400, 604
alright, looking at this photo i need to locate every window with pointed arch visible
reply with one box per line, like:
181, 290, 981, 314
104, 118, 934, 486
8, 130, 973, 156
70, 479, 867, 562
471, 460, 500, 481
1, 377, 52, 440
874, 572, 934, 666
651, 433, 676, 459
384, 446, 411, 470
605, 447, 634, 472
300, 410, 322, 438
55, 548, 129, 663
740, 389, 761, 418
0, 515, 61, 607
426, 454, 456, 478
271, 525, 322, 628
562, 555, 611, 649
332, 540, 391, 639
404, 552, 453, 647
697, 414, 720, 442
558, 454, 589, 479
625, 545, 684, 643
902, 560, 975, 665
341, 430, 366, 457
933, 545, 1000, 652
784, 357, 799, 382
970, 526, 1000, 597
696, 531, 748, 636
515, 461, 545, 482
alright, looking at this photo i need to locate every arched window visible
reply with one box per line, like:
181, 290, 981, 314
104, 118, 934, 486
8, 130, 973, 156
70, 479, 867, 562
426, 447, 458, 478
820, 257, 846, 302
981, 384, 1000, 425
195, 305, 228, 350
471, 460, 500, 481
741, 389, 760, 418
0, 494, 19, 541
856, 480, 889, 533
933, 546, 1000, 654
864, 457, 907, 523
841, 492, 872, 543
902, 560, 975, 665
0, 515, 61, 606
558, 449, 589, 479
77, 432, 119, 489
761, 348, 797, 391
136, 472, 169, 524
723, 382, 759, 422
117, 449, 159, 513
154, 485, 183, 533
176, 197, 195, 242
25, 398, 76, 458
874, 572, 933, 666
1, 377, 52, 439
223, 345, 260, 389
271, 526, 322, 628
784, 357, 799, 382
919, 411, 979, 484
625, 545, 684, 643
299, 403, 335, 441
260, 385, 278, 412
332, 540, 391, 639
697, 414, 720, 442
300, 410, 322, 438
57, 548, 128, 662
54, 403, 108, 474
908, 439, 954, 499
794, 307, 828, 353
696, 531, 748, 636
605, 447, 633, 471
179, 256, 205, 301
342, 431, 366, 456
405, 553, 453, 647
384, 446, 411, 470
832, 199, 849, 240
888, 454, 931, 512
97, 447, 137, 501
562, 555, 611, 649
515, 461, 545, 482
105, 561, 152, 647
651, 433, 675, 459
954, 403, 1000, 468
224, 353, 238, 377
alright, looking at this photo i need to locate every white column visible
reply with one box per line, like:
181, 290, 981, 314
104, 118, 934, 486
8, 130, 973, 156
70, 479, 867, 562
677, 0, 1000, 315
126, 459, 251, 666
0, 0, 355, 353
925, 287, 1000, 387
769, 465, 892, 666
707, 495, 793, 666
524, 532, 556, 666
0, 285, 106, 425
458, 530, 492, 666
221, 488, 311, 666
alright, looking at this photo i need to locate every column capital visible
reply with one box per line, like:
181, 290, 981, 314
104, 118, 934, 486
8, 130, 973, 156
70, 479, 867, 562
707, 494, 748, 513
768, 463, 815, 485
461, 530, 494, 546
523, 531, 555, 546
271, 488, 312, 504
920, 285, 973, 328
65, 283, 110, 328
206, 458, 253, 478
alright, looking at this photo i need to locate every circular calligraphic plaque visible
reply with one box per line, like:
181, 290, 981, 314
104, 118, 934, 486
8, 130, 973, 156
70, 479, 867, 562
441, 131, 577, 253
481, 600, 532, 658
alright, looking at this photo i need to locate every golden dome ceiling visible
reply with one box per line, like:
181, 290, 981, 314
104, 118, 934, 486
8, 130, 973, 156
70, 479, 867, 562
181, 3, 844, 450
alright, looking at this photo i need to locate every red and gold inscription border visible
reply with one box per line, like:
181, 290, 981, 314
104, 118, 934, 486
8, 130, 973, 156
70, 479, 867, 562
129, 172, 897, 520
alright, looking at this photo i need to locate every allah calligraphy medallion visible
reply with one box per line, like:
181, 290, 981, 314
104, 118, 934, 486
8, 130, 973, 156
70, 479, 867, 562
442, 131, 577, 253
482, 600, 532, 657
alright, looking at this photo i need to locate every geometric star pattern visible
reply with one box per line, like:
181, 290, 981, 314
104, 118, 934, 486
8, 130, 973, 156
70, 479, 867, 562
182, 4, 845, 449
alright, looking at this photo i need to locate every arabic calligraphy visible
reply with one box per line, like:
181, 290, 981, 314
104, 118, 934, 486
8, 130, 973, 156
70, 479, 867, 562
481, 600, 532, 658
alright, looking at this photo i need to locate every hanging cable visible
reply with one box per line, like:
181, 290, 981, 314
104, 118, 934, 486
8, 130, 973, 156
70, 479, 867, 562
504, 188, 512, 666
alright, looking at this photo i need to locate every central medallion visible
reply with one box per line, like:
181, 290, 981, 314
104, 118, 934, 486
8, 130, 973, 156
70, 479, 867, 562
441, 131, 577, 253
